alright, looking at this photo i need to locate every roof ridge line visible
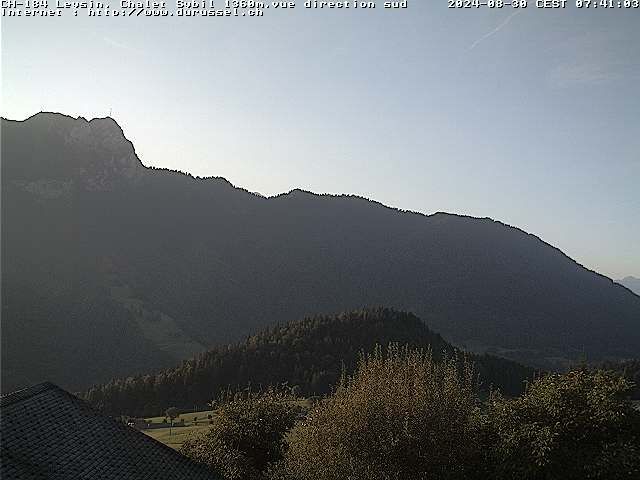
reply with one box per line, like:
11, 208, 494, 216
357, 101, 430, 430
0, 382, 59, 408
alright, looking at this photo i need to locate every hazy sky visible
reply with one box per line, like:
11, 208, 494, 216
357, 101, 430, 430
2, 4, 639, 279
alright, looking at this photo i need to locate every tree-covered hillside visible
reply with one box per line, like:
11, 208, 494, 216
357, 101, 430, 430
83, 308, 534, 417
4, 112, 640, 393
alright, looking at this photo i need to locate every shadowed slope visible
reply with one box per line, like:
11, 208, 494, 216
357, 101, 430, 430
2, 112, 639, 392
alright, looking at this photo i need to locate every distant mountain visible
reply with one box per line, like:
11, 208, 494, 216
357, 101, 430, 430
83, 308, 535, 417
618, 276, 640, 296
3, 112, 639, 393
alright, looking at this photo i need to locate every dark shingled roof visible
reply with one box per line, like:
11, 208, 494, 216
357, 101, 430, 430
0, 382, 216, 479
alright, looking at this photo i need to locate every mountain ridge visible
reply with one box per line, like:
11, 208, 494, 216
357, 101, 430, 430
0, 112, 610, 262
1, 112, 626, 289
618, 276, 640, 296
3, 112, 639, 393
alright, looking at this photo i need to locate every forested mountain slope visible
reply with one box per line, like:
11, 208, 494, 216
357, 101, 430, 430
3, 112, 639, 392
83, 308, 535, 416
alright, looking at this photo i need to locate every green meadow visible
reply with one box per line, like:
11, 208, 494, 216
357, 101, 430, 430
140, 410, 217, 450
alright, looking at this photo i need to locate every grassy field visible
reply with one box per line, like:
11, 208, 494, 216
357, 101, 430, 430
143, 423, 211, 450
141, 410, 216, 450
141, 399, 312, 450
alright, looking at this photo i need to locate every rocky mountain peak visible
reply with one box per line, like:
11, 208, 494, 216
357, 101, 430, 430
2, 113, 147, 194
66, 116, 145, 189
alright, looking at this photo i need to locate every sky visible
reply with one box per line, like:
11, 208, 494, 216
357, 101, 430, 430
1, 4, 639, 279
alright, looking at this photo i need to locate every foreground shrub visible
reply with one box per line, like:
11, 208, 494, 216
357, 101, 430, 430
281, 344, 484, 480
488, 369, 640, 480
180, 388, 303, 480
